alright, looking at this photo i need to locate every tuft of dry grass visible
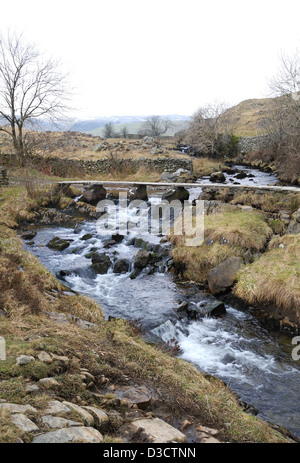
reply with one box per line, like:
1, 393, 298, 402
192, 157, 226, 177
170, 209, 272, 283
234, 234, 300, 315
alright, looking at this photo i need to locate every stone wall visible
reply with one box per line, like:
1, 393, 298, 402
0, 153, 193, 177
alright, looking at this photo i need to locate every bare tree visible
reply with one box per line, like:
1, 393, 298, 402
183, 102, 234, 156
266, 51, 300, 182
0, 32, 70, 162
103, 121, 115, 139
139, 115, 173, 138
121, 126, 128, 138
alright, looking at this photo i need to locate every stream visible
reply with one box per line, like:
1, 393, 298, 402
25, 166, 300, 439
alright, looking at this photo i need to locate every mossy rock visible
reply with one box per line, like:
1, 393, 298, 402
47, 237, 71, 251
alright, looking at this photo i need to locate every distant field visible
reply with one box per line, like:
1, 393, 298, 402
87, 120, 189, 137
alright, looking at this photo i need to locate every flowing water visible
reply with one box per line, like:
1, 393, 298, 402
25, 166, 300, 438
196, 164, 279, 186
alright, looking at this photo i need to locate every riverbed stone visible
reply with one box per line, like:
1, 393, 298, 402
209, 171, 226, 183
162, 186, 189, 202
207, 257, 243, 294
47, 237, 71, 251
129, 184, 148, 201
130, 418, 187, 443
113, 259, 130, 274
91, 252, 112, 274
134, 249, 150, 269
32, 426, 103, 443
81, 184, 107, 205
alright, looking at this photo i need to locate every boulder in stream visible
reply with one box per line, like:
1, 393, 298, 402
207, 257, 243, 295
81, 184, 107, 205
47, 237, 71, 251
91, 253, 112, 274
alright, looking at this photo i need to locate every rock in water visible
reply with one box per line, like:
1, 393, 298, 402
47, 237, 71, 251
207, 257, 243, 295
81, 184, 107, 205
209, 171, 226, 183
134, 249, 150, 269
162, 186, 189, 202
91, 253, 112, 274
129, 184, 148, 201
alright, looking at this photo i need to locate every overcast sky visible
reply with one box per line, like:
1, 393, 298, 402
1, 0, 300, 119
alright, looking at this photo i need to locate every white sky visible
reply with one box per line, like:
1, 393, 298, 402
1, 0, 300, 119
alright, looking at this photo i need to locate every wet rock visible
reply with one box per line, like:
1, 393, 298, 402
134, 249, 150, 269
21, 230, 37, 240
112, 234, 125, 243
162, 186, 189, 202
201, 300, 226, 317
209, 171, 226, 183
91, 253, 112, 274
47, 237, 71, 251
113, 259, 130, 274
129, 184, 148, 201
130, 418, 187, 443
113, 386, 153, 410
81, 184, 107, 205
207, 257, 243, 295
81, 233, 93, 241
16, 355, 35, 366
10, 414, 39, 433
235, 171, 248, 179
32, 426, 103, 443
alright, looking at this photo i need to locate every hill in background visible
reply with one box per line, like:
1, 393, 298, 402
222, 97, 279, 137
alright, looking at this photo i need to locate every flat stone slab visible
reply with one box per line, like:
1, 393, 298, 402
114, 386, 152, 409
0, 403, 38, 414
31, 426, 103, 443
41, 415, 82, 429
131, 418, 187, 443
10, 414, 39, 433
43, 400, 71, 415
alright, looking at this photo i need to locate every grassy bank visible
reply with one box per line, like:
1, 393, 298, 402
0, 183, 291, 443
171, 208, 272, 283
234, 234, 300, 321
